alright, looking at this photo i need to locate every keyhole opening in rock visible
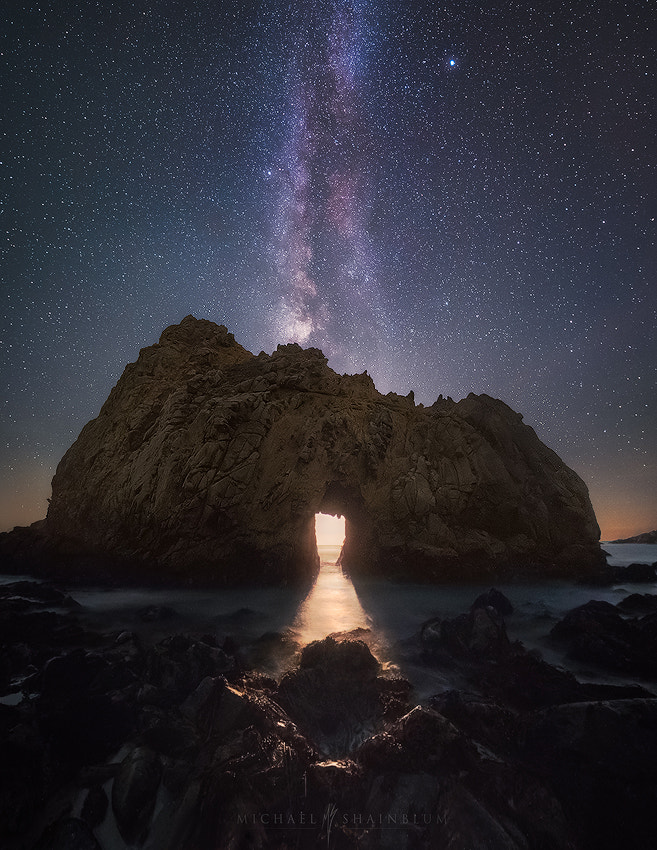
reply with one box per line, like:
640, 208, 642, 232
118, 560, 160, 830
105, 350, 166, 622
292, 513, 368, 643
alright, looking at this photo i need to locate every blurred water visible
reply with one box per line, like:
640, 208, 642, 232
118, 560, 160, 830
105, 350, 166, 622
291, 546, 370, 643
3, 542, 656, 696
603, 543, 657, 566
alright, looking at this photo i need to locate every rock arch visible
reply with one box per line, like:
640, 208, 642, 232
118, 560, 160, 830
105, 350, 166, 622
317, 480, 375, 573
33, 317, 602, 584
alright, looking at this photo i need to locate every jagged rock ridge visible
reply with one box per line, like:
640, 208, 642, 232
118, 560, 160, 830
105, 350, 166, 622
34, 316, 602, 582
608, 529, 657, 545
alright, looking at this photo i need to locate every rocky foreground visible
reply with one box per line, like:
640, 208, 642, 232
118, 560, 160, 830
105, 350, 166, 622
1, 316, 603, 584
2, 580, 657, 849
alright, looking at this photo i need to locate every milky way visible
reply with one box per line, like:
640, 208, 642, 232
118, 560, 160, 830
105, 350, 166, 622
2, 0, 656, 538
272, 1, 390, 375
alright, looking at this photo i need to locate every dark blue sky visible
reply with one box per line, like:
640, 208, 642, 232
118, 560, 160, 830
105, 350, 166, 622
2, 0, 656, 539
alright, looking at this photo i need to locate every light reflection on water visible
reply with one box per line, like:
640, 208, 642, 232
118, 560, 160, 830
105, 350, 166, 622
3, 544, 656, 698
291, 545, 371, 644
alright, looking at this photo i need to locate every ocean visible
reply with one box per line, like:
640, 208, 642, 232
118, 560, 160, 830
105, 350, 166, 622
3, 543, 656, 699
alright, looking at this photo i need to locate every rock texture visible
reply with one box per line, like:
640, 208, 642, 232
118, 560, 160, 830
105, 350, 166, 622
12, 316, 602, 583
4, 583, 657, 850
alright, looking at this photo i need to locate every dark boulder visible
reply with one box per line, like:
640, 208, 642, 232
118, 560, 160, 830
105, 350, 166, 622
480, 650, 591, 710
423, 604, 511, 660
357, 706, 478, 775
41, 649, 108, 697
586, 562, 657, 586
0, 580, 79, 608
38, 690, 135, 767
617, 592, 657, 613
430, 690, 521, 755
138, 705, 200, 759
549, 599, 657, 677
80, 784, 108, 829
298, 634, 379, 680
0, 609, 85, 647
357, 706, 577, 850
276, 636, 405, 755
143, 634, 235, 706
471, 587, 514, 616
521, 698, 657, 849
436, 784, 529, 850
33, 817, 102, 850
0, 720, 45, 842
618, 562, 657, 582
111, 746, 162, 845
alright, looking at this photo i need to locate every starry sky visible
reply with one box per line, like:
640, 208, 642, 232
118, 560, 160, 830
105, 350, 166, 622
2, 0, 656, 540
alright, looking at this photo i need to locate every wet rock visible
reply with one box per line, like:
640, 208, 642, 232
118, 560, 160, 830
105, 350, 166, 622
299, 634, 379, 680
276, 637, 401, 755
78, 762, 121, 786
180, 675, 225, 728
585, 562, 657, 586
471, 587, 514, 616
111, 746, 162, 845
424, 605, 511, 660
246, 629, 299, 670
637, 610, 657, 642
142, 779, 202, 850
33, 817, 102, 850
0, 580, 79, 608
0, 720, 45, 842
363, 771, 443, 850
0, 641, 37, 695
307, 758, 364, 811
190, 722, 316, 850
139, 705, 200, 758
357, 705, 577, 850
91, 659, 139, 693
41, 649, 108, 697
143, 634, 234, 705
38, 691, 135, 768
180, 676, 258, 738
0, 609, 86, 647
80, 784, 108, 829
479, 650, 592, 710
430, 691, 521, 755
617, 592, 657, 613
618, 562, 657, 582
521, 698, 657, 849
357, 706, 476, 775
436, 784, 529, 850
549, 599, 657, 677
377, 675, 414, 721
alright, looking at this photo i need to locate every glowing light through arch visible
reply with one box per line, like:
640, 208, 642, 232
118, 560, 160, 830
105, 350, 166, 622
315, 512, 346, 547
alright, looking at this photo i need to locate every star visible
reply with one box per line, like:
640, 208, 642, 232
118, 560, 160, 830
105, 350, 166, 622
1, 0, 655, 541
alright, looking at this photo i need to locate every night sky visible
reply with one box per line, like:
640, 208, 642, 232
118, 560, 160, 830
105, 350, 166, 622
2, 0, 656, 540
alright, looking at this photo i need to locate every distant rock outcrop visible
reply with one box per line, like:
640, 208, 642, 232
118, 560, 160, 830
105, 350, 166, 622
608, 529, 657, 545
4, 316, 603, 583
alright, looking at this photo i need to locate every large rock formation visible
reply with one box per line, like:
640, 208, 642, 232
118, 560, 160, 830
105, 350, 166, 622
20, 316, 602, 583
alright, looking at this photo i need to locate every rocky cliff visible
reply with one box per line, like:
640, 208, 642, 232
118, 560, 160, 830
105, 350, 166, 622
15, 316, 603, 583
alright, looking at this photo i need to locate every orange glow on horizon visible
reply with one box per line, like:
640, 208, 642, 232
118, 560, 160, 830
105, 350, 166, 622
594, 503, 655, 542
